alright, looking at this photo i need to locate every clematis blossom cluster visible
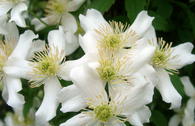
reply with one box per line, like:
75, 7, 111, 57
0, 1, 194, 126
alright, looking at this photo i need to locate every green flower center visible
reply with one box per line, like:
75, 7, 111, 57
94, 104, 113, 122
103, 34, 122, 50
33, 51, 60, 76
152, 49, 169, 68
97, 60, 118, 82
39, 60, 58, 75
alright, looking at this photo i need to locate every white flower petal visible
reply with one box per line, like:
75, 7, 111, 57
4, 114, 14, 126
124, 39, 155, 75
70, 65, 108, 106
9, 30, 38, 59
121, 83, 154, 114
138, 64, 158, 86
64, 31, 79, 55
60, 113, 93, 126
60, 95, 86, 113
142, 26, 157, 45
0, 2, 13, 16
180, 76, 195, 97
79, 9, 108, 32
0, 14, 8, 35
67, 0, 86, 12
58, 85, 80, 102
36, 78, 61, 122
168, 115, 181, 126
5, 22, 19, 45
127, 106, 151, 126
182, 98, 195, 126
3, 58, 32, 79
58, 53, 98, 80
10, 3, 27, 27
27, 40, 46, 59
79, 31, 98, 54
31, 15, 60, 31
61, 13, 77, 33
48, 27, 66, 55
0, 120, 4, 126
170, 42, 195, 69
3, 76, 24, 110
156, 69, 182, 109
129, 11, 154, 36
58, 85, 86, 113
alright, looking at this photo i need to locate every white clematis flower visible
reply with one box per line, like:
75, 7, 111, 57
2, 109, 51, 126
168, 76, 195, 126
31, 0, 86, 32
59, 65, 154, 126
0, 22, 38, 111
3, 27, 76, 123
148, 36, 195, 109
0, 0, 28, 27
59, 9, 155, 84
181, 76, 195, 126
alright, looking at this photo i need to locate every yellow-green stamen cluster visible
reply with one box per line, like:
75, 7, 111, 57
96, 21, 138, 52
94, 104, 114, 122
96, 21, 138, 84
45, 0, 67, 16
151, 38, 178, 74
97, 60, 118, 82
30, 47, 64, 87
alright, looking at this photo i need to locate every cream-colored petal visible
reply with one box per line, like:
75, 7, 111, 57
48, 27, 66, 56
35, 78, 61, 122
156, 69, 182, 109
180, 76, 195, 97
58, 85, 86, 113
3, 76, 24, 110
168, 115, 181, 126
182, 98, 195, 126
0, 14, 9, 35
70, 65, 108, 106
79, 9, 108, 32
67, 0, 86, 12
60, 113, 93, 126
27, 40, 46, 59
64, 31, 79, 56
0, 2, 13, 16
169, 42, 195, 69
61, 13, 77, 33
79, 31, 98, 54
60, 96, 86, 113
3, 58, 32, 79
128, 11, 154, 36
58, 53, 98, 80
127, 106, 151, 126
10, 3, 27, 27
9, 30, 38, 59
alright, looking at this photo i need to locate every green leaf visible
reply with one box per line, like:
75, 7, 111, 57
149, 11, 173, 31
88, 0, 116, 13
155, 0, 173, 19
151, 110, 168, 126
125, 0, 147, 23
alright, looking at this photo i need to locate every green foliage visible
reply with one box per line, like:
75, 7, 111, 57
88, 0, 116, 13
125, 0, 147, 23
151, 110, 168, 126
